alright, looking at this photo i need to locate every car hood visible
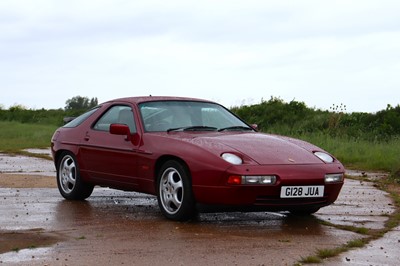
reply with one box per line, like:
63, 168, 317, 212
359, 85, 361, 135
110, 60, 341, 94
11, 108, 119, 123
180, 132, 325, 165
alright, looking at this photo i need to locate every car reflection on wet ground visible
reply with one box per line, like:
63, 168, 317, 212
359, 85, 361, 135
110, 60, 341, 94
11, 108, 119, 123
0, 151, 399, 265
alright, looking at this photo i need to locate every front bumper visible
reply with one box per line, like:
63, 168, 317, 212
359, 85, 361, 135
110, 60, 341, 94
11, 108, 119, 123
192, 163, 344, 211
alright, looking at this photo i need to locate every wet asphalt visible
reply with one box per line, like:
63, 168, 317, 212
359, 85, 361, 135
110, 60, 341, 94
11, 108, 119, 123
0, 151, 399, 265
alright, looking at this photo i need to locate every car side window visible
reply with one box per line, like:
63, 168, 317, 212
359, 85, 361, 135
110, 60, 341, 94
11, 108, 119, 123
93, 105, 137, 133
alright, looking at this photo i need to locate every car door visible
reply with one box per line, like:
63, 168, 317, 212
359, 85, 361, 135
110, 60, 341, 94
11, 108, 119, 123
79, 105, 140, 188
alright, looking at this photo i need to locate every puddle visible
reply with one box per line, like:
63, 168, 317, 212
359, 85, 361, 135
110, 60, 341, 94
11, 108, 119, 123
23, 148, 52, 157
0, 153, 55, 176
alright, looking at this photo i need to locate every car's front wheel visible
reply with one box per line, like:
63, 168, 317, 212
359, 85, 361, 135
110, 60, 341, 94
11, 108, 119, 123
57, 152, 94, 200
157, 160, 196, 221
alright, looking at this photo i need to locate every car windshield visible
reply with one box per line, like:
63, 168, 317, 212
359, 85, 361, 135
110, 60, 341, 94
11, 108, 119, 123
139, 101, 252, 132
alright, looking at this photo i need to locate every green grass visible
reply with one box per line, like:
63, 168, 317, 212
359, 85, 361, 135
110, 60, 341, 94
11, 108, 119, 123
1, 120, 400, 176
0, 121, 57, 152
346, 239, 365, 248
299, 255, 322, 264
316, 247, 344, 259
1, 120, 399, 176
293, 133, 400, 173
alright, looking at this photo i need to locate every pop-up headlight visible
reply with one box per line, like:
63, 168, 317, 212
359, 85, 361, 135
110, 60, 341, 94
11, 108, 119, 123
221, 153, 243, 165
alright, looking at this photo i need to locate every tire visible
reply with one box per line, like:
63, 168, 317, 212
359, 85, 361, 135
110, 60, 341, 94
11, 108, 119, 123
156, 160, 196, 221
57, 152, 94, 200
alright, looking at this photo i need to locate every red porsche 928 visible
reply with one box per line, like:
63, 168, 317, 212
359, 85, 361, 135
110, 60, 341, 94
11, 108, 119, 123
51, 96, 344, 221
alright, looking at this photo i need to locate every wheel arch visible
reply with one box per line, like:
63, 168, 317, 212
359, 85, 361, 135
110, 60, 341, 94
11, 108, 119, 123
53, 143, 81, 167
154, 155, 191, 187
54, 149, 74, 169
54, 149, 68, 169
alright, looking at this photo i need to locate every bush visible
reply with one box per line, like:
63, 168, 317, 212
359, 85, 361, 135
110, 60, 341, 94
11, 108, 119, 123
232, 98, 400, 141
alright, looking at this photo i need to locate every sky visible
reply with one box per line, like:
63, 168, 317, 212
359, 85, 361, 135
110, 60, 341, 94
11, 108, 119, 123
1, 0, 399, 113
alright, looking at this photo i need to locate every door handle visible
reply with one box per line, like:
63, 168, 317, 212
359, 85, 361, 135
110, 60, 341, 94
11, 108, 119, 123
84, 132, 90, 141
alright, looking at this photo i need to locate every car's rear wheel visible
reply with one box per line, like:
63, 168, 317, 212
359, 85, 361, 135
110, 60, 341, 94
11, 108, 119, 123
57, 152, 94, 200
157, 160, 196, 221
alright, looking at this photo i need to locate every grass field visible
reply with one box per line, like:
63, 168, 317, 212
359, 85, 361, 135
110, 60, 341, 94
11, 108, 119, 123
0, 121, 57, 152
295, 133, 400, 173
1, 120, 399, 177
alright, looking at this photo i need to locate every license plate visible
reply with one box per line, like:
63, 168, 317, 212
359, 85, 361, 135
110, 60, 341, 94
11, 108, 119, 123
280, 186, 324, 198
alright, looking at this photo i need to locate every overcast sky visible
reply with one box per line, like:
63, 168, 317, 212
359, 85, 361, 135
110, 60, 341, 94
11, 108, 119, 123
1, 0, 399, 113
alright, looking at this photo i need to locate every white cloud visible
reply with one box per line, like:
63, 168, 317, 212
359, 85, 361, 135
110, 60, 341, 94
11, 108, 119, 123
0, 0, 399, 112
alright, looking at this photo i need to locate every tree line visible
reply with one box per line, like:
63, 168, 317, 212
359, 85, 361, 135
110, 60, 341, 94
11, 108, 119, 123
1, 96, 399, 141
232, 97, 400, 141
0, 96, 98, 125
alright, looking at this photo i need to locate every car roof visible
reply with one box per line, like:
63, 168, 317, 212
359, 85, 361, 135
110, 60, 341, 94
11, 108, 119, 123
103, 96, 215, 105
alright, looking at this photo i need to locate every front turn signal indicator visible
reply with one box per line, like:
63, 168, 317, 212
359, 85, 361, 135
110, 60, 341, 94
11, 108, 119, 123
227, 175, 242, 185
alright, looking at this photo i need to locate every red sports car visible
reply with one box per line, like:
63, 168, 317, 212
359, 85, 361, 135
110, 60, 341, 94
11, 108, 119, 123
51, 96, 345, 221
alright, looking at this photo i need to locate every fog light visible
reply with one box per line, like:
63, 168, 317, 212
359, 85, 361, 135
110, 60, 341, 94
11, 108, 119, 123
243, 175, 277, 185
325, 173, 344, 183
244, 176, 260, 184
260, 175, 277, 184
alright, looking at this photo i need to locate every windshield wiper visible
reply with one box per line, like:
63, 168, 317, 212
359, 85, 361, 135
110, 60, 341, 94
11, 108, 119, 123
167, 126, 218, 132
218, 126, 253, 132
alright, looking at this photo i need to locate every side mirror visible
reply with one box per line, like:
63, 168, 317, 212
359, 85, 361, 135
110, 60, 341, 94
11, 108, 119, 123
110, 123, 141, 145
250, 124, 258, 131
110, 123, 132, 141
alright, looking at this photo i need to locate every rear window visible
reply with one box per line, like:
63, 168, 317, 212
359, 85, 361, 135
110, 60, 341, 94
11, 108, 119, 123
63, 107, 100, 128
